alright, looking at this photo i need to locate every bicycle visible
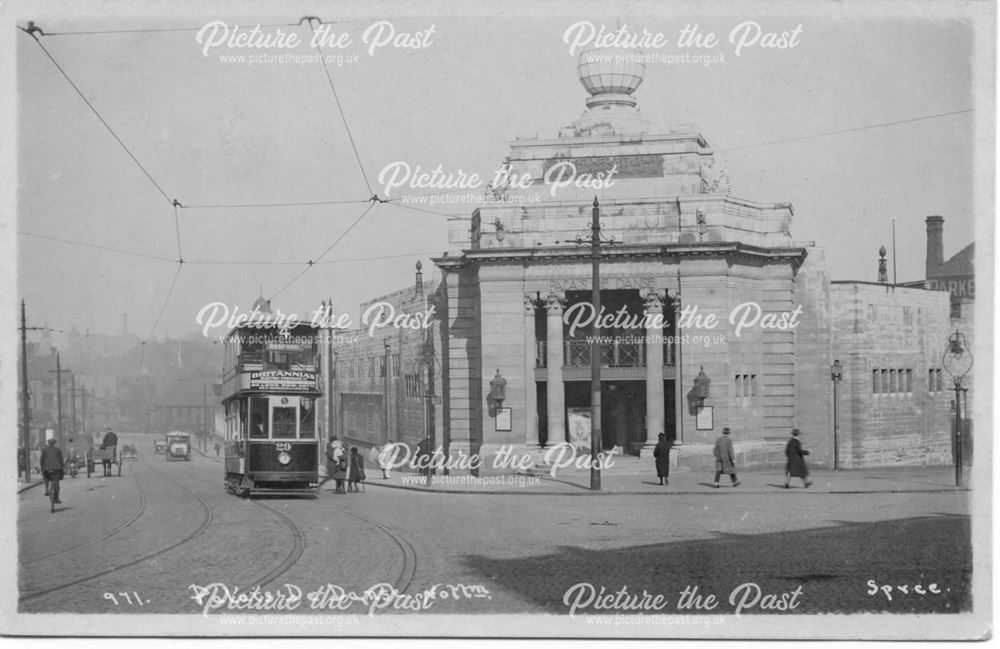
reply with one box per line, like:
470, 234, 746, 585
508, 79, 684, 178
44, 469, 63, 512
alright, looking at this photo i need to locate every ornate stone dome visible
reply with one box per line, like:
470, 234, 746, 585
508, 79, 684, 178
563, 47, 650, 137
576, 46, 646, 108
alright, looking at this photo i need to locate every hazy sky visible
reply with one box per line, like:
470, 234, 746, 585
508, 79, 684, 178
16, 5, 982, 341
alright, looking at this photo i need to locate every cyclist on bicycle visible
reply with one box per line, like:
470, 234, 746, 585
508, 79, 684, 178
40, 438, 64, 504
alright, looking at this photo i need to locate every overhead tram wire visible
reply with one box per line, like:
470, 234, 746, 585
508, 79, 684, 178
18, 231, 177, 263
383, 200, 467, 219
268, 201, 376, 301
20, 228, 443, 266
173, 200, 184, 261
306, 17, 374, 196
19, 27, 174, 206
179, 198, 371, 210
139, 261, 184, 373
35, 17, 370, 37
716, 108, 973, 154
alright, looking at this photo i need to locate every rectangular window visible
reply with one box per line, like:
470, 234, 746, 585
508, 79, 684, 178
936, 369, 943, 392
889, 369, 898, 394
873, 370, 881, 394
904, 369, 913, 393
250, 397, 268, 438
881, 370, 889, 394
750, 375, 757, 397
299, 398, 315, 438
734, 375, 742, 398
272, 406, 297, 438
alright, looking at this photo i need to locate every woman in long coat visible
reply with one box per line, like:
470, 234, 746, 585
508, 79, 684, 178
784, 428, 812, 488
653, 434, 671, 486
712, 427, 740, 488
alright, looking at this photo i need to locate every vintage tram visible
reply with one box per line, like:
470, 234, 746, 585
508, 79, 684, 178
221, 321, 321, 496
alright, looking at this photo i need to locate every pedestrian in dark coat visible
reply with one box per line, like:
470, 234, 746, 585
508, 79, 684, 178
347, 447, 366, 492
712, 427, 741, 488
784, 428, 812, 488
653, 433, 671, 485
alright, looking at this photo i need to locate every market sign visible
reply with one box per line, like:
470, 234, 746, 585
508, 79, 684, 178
249, 370, 318, 392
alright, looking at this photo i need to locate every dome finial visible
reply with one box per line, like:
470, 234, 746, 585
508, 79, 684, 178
576, 46, 646, 109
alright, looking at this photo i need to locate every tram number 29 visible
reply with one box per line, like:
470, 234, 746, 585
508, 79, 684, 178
275, 442, 292, 452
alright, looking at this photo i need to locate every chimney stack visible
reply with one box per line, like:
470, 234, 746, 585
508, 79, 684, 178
925, 216, 944, 279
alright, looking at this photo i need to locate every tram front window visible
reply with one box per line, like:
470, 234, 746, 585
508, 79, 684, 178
250, 398, 268, 438
300, 398, 316, 438
272, 407, 297, 438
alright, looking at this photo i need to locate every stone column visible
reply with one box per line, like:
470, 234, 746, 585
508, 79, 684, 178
524, 295, 540, 449
545, 293, 566, 444
641, 290, 665, 459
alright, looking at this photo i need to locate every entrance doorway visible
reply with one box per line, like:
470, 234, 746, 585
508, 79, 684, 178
565, 381, 644, 453
537, 380, 676, 454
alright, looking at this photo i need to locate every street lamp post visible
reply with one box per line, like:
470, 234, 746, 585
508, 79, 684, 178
830, 359, 843, 470
423, 340, 437, 486
589, 197, 602, 491
559, 197, 616, 490
942, 330, 972, 487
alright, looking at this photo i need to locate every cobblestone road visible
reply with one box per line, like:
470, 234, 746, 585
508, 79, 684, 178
18, 434, 973, 619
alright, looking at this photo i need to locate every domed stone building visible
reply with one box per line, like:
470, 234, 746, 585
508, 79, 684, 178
427, 48, 955, 470
332, 48, 957, 471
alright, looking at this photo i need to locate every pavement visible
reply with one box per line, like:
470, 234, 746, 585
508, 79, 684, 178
359, 457, 966, 495
22, 449, 964, 497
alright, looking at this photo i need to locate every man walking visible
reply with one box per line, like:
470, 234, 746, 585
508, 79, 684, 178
783, 428, 812, 488
712, 427, 741, 488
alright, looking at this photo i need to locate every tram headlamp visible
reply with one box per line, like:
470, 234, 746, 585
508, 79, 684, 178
277, 451, 291, 465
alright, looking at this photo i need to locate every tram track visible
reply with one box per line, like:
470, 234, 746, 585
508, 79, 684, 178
312, 498, 419, 595
21, 470, 149, 567
170, 454, 310, 592
19, 455, 215, 604
181, 453, 417, 595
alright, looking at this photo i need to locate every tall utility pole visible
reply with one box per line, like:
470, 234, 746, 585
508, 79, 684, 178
55, 353, 63, 447
589, 197, 603, 492
19, 300, 43, 480
203, 383, 208, 451
69, 372, 76, 438
325, 299, 335, 443
80, 382, 87, 436
50, 360, 74, 447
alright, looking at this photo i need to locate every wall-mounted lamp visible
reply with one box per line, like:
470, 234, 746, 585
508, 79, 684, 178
494, 217, 505, 242
693, 366, 710, 405
488, 368, 507, 408
696, 208, 707, 240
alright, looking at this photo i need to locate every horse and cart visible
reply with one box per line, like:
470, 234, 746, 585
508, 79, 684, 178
85, 429, 122, 478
